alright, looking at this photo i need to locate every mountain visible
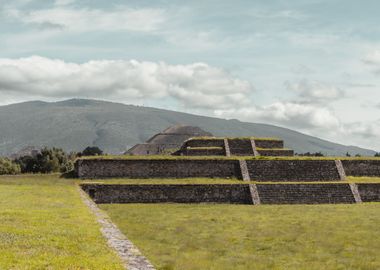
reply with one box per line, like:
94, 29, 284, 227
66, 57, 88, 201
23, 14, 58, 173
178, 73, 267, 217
0, 99, 375, 156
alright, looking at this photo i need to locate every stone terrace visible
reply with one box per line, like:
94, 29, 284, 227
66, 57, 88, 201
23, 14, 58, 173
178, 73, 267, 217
174, 137, 294, 157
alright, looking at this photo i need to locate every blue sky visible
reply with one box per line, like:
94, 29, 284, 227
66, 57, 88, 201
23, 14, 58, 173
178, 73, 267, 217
1, 0, 380, 150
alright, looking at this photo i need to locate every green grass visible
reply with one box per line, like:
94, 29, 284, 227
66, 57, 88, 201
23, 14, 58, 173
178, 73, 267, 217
101, 203, 380, 270
347, 176, 380, 183
0, 174, 123, 269
81, 176, 380, 185
256, 147, 292, 151
78, 155, 380, 160
83, 177, 242, 185
189, 136, 282, 141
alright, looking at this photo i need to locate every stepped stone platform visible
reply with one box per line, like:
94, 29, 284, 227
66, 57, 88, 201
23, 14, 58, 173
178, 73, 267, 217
76, 158, 344, 181
341, 160, 380, 177
246, 160, 341, 181
81, 184, 252, 204
174, 137, 294, 157
81, 183, 380, 205
256, 184, 355, 204
77, 132, 380, 205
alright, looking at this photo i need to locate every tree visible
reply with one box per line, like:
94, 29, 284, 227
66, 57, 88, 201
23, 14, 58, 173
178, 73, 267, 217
346, 152, 351, 157
375, 153, 380, 157
0, 158, 21, 175
15, 147, 73, 173
80, 146, 103, 156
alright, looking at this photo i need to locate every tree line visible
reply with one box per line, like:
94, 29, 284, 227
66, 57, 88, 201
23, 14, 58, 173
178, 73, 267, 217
0, 146, 103, 175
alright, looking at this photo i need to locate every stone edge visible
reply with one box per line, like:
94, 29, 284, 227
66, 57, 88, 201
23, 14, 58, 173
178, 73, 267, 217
78, 187, 156, 270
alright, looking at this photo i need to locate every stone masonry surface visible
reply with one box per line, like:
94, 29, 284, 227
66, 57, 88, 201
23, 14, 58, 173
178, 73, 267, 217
256, 149, 294, 156
357, 183, 380, 202
183, 148, 225, 156
256, 184, 356, 204
228, 139, 254, 156
77, 159, 241, 179
80, 183, 380, 205
254, 140, 284, 149
342, 160, 380, 176
81, 184, 253, 204
184, 139, 225, 148
76, 159, 349, 181
246, 160, 341, 181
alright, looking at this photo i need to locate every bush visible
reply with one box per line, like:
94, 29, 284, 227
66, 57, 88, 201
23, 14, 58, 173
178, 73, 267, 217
79, 146, 103, 156
0, 158, 21, 175
15, 147, 74, 174
297, 152, 324, 157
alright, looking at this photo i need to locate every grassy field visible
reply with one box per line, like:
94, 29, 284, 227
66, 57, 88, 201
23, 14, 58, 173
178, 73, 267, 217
102, 203, 380, 270
0, 174, 123, 269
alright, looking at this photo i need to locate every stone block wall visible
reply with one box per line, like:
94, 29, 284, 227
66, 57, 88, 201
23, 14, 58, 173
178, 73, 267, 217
76, 159, 242, 179
357, 183, 380, 202
254, 139, 284, 149
227, 139, 254, 156
256, 149, 294, 156
76, 158, 346, 181
81, 184, 252, 204
256, 183, 355, 204
246, 160, 341, 181
342, 160, 380, 177
80, 183, 380, 204
183, 139, 225, 148
183, 148, 225, 156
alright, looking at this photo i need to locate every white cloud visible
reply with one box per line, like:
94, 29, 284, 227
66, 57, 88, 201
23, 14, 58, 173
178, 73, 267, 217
363, 50, 380, 65
216, 101, 341, 132
6, 6, 166, 32
54, 0, 76, 6
285, 79, 345, 103
0, 56, 252, 110
363, 50, 380, 74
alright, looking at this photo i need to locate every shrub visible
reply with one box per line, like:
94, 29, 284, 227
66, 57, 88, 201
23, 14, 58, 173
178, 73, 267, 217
79, 146, 103, 157
15, 147, 73, 174
0, 158, 21, 175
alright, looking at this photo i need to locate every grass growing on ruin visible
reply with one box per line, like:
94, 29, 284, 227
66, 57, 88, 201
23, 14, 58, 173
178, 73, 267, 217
347, 176, 380, 183
78, 155, 380, 161
0, 174, 123, 270
81, 176, 380, 185
102, 203, 380, 270
189, 136, 282, 141
83, 177, 243, 185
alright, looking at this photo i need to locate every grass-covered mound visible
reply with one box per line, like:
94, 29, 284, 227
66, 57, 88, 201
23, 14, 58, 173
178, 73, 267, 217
0, 174, 123, 269
102, 203, 380, 270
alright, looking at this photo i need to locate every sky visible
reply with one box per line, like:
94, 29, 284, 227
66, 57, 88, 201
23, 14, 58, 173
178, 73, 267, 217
1, 0, 380, 151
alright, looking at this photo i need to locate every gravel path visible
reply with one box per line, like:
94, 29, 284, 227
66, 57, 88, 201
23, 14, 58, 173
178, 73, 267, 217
79, 187, 156, 270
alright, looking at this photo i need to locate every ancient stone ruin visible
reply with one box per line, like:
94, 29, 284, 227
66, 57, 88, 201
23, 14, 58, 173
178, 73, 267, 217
174, 137, 294, 156
77, 129, 380, 206
125, 125, 212, 155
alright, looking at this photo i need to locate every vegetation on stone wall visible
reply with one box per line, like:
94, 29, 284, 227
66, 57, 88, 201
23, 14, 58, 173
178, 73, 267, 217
78, 146, 103, 157
0, 158, 21, 175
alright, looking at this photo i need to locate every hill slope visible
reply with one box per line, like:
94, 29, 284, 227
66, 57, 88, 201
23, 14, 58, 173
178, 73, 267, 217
0, 99, 375, 156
